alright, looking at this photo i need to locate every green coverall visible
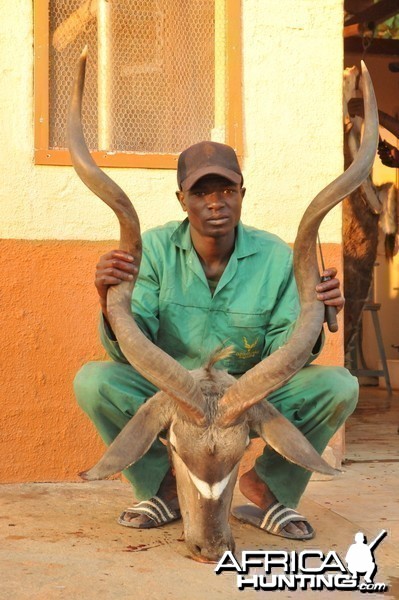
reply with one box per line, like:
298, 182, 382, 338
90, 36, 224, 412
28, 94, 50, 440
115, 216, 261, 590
74, 219, 358, 507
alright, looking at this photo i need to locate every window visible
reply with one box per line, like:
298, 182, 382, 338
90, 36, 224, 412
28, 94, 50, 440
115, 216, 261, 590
34, 0, 242, 168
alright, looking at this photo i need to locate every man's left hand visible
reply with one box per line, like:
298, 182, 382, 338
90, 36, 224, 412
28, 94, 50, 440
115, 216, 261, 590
315, 267, 345, 314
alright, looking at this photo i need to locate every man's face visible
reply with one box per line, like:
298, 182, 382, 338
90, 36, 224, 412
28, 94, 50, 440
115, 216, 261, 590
176, 175, 246, 238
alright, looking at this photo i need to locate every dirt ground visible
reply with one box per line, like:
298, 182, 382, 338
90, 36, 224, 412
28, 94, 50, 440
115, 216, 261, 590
1, 388, 398, 600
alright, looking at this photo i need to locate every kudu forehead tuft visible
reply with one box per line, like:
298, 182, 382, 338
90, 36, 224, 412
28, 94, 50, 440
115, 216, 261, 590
204, 345, 235, 373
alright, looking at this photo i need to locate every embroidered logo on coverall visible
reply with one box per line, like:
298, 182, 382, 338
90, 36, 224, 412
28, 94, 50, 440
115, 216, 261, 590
236, 337, 260, 360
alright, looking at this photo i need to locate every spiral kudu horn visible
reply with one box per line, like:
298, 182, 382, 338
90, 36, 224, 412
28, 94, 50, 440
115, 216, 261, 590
67, 48, 206, 424
218, 61, 378, 426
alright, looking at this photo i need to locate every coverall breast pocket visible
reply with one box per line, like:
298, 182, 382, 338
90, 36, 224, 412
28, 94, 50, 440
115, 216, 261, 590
226, 313, 267, 374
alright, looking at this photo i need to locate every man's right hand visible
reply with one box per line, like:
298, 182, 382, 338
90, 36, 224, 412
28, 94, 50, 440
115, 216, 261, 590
95, 250, 138, 316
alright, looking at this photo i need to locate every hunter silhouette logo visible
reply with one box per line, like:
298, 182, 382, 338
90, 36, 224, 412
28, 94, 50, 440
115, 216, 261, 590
215, 529, 389, 592
236, 337, 260, 360
345, 530, 387, 588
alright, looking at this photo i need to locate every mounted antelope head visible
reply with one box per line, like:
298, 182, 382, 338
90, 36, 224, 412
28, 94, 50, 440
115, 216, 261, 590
68, 49, 378, 562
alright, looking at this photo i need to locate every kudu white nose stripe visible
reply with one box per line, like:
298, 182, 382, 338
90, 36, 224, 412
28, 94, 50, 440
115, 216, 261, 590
187, 469, 234, 501
169, 427, 234, 500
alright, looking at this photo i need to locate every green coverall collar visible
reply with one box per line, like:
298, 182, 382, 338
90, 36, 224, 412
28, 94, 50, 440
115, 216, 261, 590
170, 218, 260, 259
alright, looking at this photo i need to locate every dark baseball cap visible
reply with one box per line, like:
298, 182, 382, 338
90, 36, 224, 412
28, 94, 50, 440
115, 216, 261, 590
177, 141, 243, 192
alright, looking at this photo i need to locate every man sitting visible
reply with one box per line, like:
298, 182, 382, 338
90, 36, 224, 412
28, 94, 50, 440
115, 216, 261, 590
74, 141, 357, 540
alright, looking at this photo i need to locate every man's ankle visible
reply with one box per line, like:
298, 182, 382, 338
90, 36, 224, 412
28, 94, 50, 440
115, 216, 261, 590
239, 469, 277, 510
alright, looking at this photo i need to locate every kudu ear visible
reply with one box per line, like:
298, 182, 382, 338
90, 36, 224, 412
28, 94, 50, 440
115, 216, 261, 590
248, 401, 339, 477
80, 392, 173, 481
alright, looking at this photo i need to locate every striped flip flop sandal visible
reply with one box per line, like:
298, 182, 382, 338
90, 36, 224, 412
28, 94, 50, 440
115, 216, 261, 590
118, 495, 181, 529
232, 501, 315, 540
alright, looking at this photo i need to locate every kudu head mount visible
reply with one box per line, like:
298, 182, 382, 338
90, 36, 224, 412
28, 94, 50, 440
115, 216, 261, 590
68, 49, 378, 562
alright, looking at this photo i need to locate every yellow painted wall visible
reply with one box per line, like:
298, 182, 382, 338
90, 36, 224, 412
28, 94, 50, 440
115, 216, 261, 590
0, 1, 345, 482
2, 1, 344, 242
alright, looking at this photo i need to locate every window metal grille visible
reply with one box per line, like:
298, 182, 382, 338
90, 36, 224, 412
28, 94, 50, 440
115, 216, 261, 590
34, 0, 242, 168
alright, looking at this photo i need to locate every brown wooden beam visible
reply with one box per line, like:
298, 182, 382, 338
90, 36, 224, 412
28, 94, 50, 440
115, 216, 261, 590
345, 0, 399, 27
